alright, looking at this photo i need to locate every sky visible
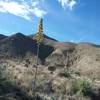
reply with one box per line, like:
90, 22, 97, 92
0, 0, 100, 44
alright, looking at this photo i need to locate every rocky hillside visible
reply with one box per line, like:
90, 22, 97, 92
0, 32, 100, 77
0, 33, 100, 100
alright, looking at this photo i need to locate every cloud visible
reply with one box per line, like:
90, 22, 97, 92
58, 0, 77, 10
0, 0, 47, 20
33, 8, 47, 17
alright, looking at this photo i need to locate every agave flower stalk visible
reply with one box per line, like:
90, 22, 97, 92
33, 18, 44, 99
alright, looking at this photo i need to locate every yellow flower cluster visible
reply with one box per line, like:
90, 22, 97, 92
35, 18, 44, 44
35, 32, 44, 43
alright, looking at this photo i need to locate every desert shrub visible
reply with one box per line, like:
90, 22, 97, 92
0, 73, 14, 95
48, 66, 56, 74
26, 59, 31, 64
34, 79, 53, 94
72, 79, 92, 96
59, 68, 72, 78
51, 96, 57, 100
24, 63, 28, 67
74, 71, 80, 76
59, 68, 71, 78
64, 69, 71, 78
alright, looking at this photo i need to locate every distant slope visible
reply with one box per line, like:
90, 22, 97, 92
0, 34, 7, 40
46, 41, 100, 77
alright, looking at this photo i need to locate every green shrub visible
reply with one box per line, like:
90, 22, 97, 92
74, 71, 80, 76
82, 80, 92, 96
51, 96, 56, 100
63, 69, 71, 78
58, 68, 72, 78
72, 79, 92, 96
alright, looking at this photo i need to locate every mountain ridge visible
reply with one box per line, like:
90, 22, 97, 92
0, 32, 100, 62
0, 33, 54, 63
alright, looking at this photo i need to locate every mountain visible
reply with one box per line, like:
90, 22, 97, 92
0, 33, 54, 62
29, 34, 57, 46
0, 33, 100, 68
0, 33, 36, 58
0, 34, 7, 40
